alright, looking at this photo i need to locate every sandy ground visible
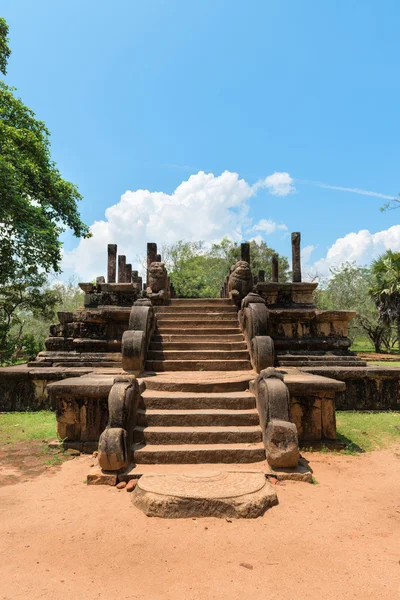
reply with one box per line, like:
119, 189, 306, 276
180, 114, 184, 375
0, 449, 399, 600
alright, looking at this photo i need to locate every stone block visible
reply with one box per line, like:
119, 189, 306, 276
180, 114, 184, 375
265, 419, 299, 468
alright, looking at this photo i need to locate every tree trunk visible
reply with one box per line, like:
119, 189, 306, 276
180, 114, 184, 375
397, 317, 400, 354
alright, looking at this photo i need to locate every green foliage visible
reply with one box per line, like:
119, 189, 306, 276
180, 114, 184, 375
370, 251, 400, 325
0, 276, 83, 365
0, 272, 60, 364
315, 262, 395, 353
0, 17, 11, 76
380, 193, 400, 212
163, 238, 289, 298
0, 19, 90, 285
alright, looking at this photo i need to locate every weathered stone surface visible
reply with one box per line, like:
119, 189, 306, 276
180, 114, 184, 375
228, 261, 253, 307
121, 330, 145, 373
126, 479, 138, 492
146, 262, 170, 304
116, 481, 127, 489
87, 467, 117, 486
132, 471, 278, 518
251, 336, 274, 372
98, 376, 139, 471
265, 419, 299, 468
107, 244, 117, 283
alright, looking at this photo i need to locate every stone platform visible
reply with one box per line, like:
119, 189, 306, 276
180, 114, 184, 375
131, 471, 278, 518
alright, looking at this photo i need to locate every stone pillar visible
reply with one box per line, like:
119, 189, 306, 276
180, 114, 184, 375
241, 242, 250, 264
96, 276, 105, 285
132, 270, 138, 283
107, 244, 117, 283
258, 270, 265, 283
272, 254, 279, 282
147, 243, 157, 282
156, 254, 162, 262
125, 264, 132, 283
137, 276, 142, 289
291, 232, 301, 283
118, 255, 126, 283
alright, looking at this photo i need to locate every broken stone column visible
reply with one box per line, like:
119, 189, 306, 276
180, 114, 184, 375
258, 270, 265, 283
125, 264, 132, 283
118, 255, 126, 283
241, 242, 250, 264
132, 270, 139, 283
147, 243, 157, 282
107, 244, 117, 283
272, 254, 279, 282
156, 254, 162, 262
291, 232, 301, 283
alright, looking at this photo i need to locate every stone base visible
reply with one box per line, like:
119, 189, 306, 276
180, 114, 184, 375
268, 458, 313, 482
131, 471, 278, 518
49, 439, 98, 454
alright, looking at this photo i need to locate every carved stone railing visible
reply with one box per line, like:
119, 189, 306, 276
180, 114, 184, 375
251, 368, 299, 468
121, 299, 155, 375
98, 374, 140, 471
239, 292, 274, 373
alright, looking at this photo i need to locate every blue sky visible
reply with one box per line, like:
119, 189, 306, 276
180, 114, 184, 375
3, 0, 400, 279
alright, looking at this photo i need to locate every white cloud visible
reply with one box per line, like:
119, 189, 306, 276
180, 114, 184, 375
62, 170, 291, 281
301, 244, 316, 264
251, 219, 288, 235
312, 182, 395, 200
311, 225, 400, 277
255, 172, 295, 196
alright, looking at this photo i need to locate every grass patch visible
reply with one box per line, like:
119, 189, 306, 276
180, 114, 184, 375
336, 411, 400, 452
367, 361, 400, 366
0, 411, 57, 445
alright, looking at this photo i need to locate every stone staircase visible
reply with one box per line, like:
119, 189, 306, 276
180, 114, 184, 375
133, 372, 265, 464
145, 298, 252, 372
276, 352, 367, 368
133, 298, 265, 465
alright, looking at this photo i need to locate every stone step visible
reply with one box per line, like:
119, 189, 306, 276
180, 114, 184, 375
137, 408, 259, 427
170, 299, 233, 306
147, 350, 250, 361
140, 390, 256, 409
145, 359, 252, 372
150, 341, 248, 351
151, 334, 245, 343
133, 442, 266, 464
142, 375, 254, 394
276, 354, 363, 362
155, 305, 237, 314
156, 316, 239, 325
134, 425, 262, 445
155, 328, 242, 335
278, 359, 368, 367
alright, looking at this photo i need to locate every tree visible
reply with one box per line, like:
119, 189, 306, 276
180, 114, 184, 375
0, 18, 90, 286
380, 194, 400, 212
370, 250, 400, 352
315, 262, 393, 353
163, 238, 289, 298
0, 271, 60, 364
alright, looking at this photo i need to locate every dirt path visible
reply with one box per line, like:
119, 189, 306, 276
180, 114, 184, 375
0, 449, 399, 600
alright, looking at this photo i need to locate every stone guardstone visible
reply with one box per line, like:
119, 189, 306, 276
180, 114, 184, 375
131, 471, 278, 519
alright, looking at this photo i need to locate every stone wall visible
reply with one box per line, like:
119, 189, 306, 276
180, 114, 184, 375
300, 366, 400, 411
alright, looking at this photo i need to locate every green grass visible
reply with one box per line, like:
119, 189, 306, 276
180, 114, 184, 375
0, 411, 57, 444
367, 361, 400, 366
350, 338, 376, 353
336, 411, 400, 452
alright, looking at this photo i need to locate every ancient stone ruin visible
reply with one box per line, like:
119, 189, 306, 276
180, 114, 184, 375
1, 234, 399, 517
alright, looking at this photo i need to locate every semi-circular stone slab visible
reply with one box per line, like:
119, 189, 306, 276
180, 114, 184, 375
132, 471, 278, 518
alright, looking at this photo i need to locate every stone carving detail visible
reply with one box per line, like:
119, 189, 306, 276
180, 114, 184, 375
121, 303, 155, 374
228, 261, 253, 307
239, 293, 274, 373
253, 367, 299, 468
98, 375, 140, 471
146, 262, 170, 304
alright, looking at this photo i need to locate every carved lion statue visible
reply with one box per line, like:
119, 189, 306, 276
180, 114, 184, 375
146, 261, 170, 304
228, 260, 254, 307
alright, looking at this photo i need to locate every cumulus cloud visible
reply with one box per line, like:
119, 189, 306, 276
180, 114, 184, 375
62, 170, 292, 280
251, 219, 288, 235
255, 172, 295, 196
311, 225, 400, 277
301, 244, 316, 264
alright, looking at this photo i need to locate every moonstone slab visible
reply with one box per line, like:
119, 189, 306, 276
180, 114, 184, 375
131, 471, 278, 518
